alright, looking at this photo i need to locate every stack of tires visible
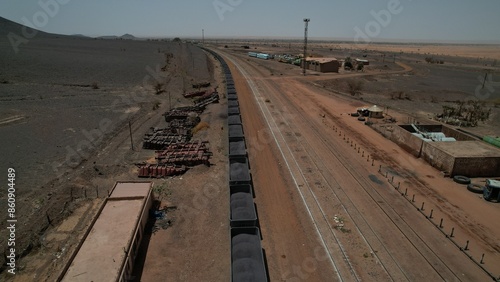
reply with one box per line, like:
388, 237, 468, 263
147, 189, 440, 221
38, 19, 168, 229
453, 175, 483, 194
201, 47, 268, 282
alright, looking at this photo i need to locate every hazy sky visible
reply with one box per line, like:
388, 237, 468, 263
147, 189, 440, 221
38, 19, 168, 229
1, 0, 499, 42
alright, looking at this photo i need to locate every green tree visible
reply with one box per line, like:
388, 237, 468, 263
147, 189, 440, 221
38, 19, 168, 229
344, 57, 353, 70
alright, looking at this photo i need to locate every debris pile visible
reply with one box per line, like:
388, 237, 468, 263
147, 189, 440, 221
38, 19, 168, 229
138, 85, 219, 178
137, 163, 187, 178
194, 92, 219, 108
156, 141, 212, 166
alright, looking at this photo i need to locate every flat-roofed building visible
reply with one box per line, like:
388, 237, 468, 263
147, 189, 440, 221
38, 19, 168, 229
305, 57, 340, 73
355, 58, 370, 65
60, 181, 154, 282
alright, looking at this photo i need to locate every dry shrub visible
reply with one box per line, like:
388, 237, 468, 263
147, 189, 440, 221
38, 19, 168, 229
191, 121, 210, 135
346, 79, 363, 96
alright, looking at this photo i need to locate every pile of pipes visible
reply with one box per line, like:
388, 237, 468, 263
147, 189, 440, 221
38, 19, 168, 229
142, 130, 191, 150
137, 163, 187, 178
194, 92, 219, 108
156, 141, 212, 166
139, 94, 217, 177
162, 106, 204, 122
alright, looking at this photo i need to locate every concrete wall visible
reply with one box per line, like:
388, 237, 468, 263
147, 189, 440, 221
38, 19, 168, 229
409, 124, 442, 133
373, 125, 423, 157
441, 126, 476, 141
401, 124, 476, 141
320, 61, 340, 73
373, 123, 500, 177
452, 157, 500, 177
306, 61, 339, 73
421, 142, 455, 174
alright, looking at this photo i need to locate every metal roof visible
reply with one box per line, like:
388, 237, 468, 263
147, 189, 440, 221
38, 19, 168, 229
306, 57, 338, 63
487, 179, 500, 189
368, 105, 383, 112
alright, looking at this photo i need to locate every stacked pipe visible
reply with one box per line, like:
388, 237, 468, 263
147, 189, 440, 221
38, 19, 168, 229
142, 132, 191, 150
201, 47, 268, 282
194, 92, 220, 108
139, 90, 217, 177
137, 163, 187, 178
162, 106, 204, 122
156, 141, 212, 166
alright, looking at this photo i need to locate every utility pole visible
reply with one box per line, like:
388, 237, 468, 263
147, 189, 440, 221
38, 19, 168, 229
128, 121, 134, 151
303, 18, 310, 76
168, 91, 172, 110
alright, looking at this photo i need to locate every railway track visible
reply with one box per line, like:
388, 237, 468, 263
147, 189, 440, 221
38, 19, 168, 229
222, 51, 492, 281
264, 82, 462, 281
225, 54, 357, 282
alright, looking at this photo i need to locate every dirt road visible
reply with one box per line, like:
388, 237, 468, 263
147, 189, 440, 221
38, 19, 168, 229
218, 49, 499, 281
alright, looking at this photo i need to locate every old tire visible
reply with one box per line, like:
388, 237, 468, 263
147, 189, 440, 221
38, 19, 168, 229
467, 183, 483, 194
453, 175, 471, 185
357, 117, 366, 121
351, 112, 360, 117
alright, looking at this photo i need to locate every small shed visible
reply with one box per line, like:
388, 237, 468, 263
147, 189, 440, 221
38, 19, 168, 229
305, 57, 340, 73
368, 105, 384, 118
355, 58, 370, 65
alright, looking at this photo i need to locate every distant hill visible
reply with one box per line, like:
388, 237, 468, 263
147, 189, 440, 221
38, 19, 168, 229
0, 16, 44, 37
71, 34, 90, 38
120, 33, 136, 40
97, 35, 119, 40
97, 34, 137, 40
0, 16, 92, 42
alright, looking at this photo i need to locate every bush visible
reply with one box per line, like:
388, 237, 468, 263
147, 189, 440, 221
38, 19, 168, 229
346, 79, 363, 96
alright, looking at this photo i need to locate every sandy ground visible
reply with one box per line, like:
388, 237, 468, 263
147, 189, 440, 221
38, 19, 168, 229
135, 52, 229, 282
216, 40, 500, 61
0, 23, 213, 279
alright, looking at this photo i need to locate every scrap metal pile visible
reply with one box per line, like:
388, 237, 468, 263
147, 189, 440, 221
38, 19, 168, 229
138, 163, 187, 178
156, 141, 212, 166
162, 106, 204, 122
183, 87, 217, 99
194, 91, 219, 108
138, 88, 218, 178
